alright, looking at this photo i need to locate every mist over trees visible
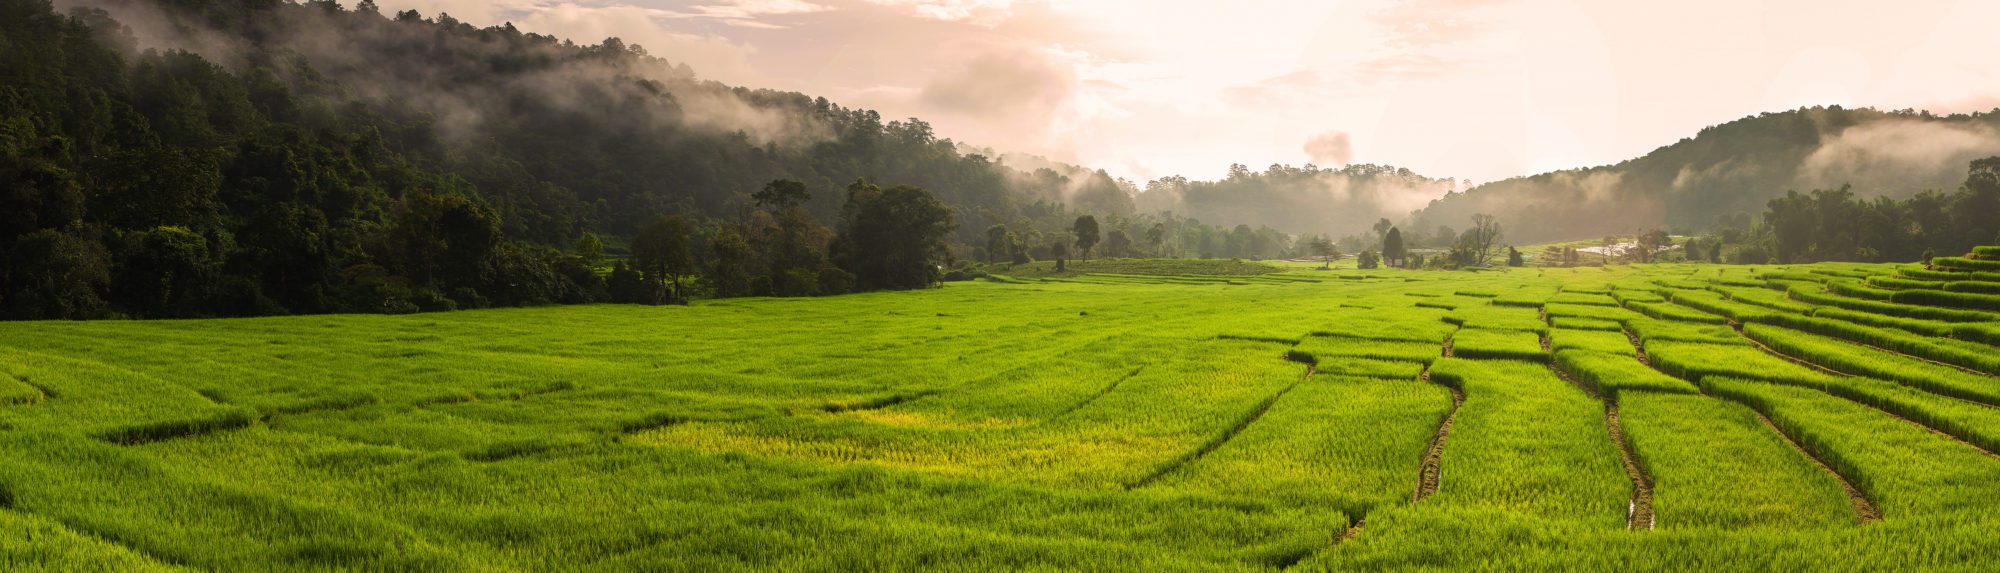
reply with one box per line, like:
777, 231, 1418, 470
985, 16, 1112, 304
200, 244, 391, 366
1135, 163, 1458, 238
1411, 106, 2000, 244
1738, 157, 2000, 264
0, 0, 1291, 319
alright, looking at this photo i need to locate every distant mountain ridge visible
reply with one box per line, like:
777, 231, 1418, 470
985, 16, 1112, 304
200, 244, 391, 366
1406, 106, 2000, 243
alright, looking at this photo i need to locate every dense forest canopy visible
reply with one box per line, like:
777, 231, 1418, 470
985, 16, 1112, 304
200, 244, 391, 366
0, 0, 1318, 319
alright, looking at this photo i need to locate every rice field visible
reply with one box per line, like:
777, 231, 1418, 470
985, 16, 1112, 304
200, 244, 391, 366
3, 250, 2000, 570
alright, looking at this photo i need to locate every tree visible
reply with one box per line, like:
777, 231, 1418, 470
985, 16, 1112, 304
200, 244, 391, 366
1308, 236, 1339, 268
632, 214, 695, 304
1357, 250, 1380, 269
753, 179, 810, 210
832, 179, 956, 290
110, 226, 219, 317
1467, 214, 1503, 265
1433, 225, 1458, 249
1506, 246, 1524, 267
1105, 229, 1132, 258
1072, 215, 1101, 261
5, 229, 112, 320
1382, 227, 1406, 268
985, 224, 1009, 265
606, 261, 649, 303
1049, 237, 1070, 272
1373, 218, 1394, 244
706, 227, 757, 297
760, 193, 832, 296
574, 233, 605, 266
1146, 223, 1167, 257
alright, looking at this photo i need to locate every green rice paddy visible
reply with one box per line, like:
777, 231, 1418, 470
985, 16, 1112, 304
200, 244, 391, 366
4, 255, 2000, 571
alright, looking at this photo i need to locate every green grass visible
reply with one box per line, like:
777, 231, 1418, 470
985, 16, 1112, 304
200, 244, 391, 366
1157, 376, 1452, 521
1704, 377, 2000, 518
1423, 358, 1628, 527
1552, 350, 1697, 397
1933, 256, 2000, 272
1741, 324, 2000, 407
4, 258, 2000, 569
1449, 328, 1549, 362
1618, 393, 1855, 530
1000, 258, 1286, 278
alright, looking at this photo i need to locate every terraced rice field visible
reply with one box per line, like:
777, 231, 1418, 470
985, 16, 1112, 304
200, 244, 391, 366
4, 247, 2000, 570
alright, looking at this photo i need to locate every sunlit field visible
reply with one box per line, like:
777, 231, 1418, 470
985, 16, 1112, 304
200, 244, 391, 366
5, 256, 2000, 571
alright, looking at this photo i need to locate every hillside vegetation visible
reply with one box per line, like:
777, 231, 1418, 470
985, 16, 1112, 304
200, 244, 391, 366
1410, 107, 2000, 244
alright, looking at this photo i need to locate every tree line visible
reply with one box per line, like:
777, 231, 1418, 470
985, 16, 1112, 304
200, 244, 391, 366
0, 0, 1269, 319
1686, 157, 2000, 265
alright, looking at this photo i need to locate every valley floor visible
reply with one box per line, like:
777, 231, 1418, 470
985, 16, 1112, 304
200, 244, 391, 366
3, 260, 2000, 571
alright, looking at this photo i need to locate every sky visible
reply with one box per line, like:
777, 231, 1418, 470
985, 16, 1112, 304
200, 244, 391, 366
375, 0, 2000, 185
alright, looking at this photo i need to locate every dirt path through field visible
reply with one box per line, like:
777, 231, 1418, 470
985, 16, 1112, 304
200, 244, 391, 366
1603, 401, 1655, 530
1623, 328, 1649, 365
1542, 333, 1655, 531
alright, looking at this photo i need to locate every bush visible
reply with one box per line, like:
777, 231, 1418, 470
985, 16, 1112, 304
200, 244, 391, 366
817, 267, 857, 295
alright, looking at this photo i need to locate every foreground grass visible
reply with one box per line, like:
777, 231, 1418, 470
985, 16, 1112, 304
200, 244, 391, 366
2, 259, 1999, 570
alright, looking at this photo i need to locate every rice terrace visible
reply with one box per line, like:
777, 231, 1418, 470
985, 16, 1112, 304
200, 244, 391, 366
4, 250, 2000, 570
9, 0, 2000, 570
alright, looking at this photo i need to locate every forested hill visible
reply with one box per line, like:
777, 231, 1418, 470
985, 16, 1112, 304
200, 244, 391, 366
1409, 106, 2000, 244
1, 0, 1157, 319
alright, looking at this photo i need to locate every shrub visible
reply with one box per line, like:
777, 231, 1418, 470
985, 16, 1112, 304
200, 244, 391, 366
817, 267, 857, 295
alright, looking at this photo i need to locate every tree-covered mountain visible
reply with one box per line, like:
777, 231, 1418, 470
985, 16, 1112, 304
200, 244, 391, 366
1407, 106, 2000, 244
1, 0, 1183, 319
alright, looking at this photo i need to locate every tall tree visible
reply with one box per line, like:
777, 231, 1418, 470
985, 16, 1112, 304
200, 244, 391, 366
1105, 229, 1132, 258
1072, 215, 1100, 261
985, 224, 1009, 265
1467, 214, 1502, 265
1382, 227, 1406, 268
632, 214, 694, 304
832, 179, 956, 290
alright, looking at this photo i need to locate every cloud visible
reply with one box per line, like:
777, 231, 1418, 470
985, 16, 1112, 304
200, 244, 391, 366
1220, 70, 1330, 108
919, 48, 1078, 127
1353, 0, 1512, 81
1368, 0, 1511, 49
863, 0, 1013, 23
1796, 119, 2000, 195
1304, 131, 1355, 166
668, 0, 830, 28
508, 3, 767, 85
